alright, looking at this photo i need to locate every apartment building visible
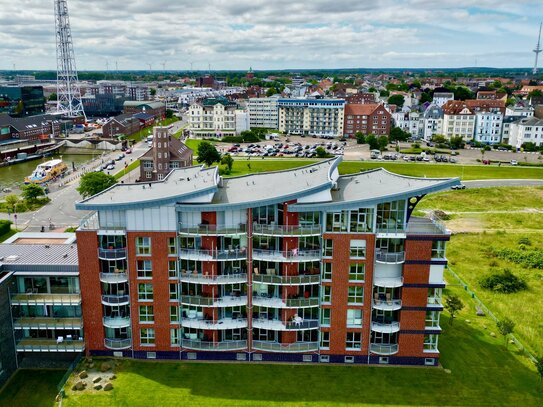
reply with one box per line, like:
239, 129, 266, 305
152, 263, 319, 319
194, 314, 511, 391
0, 233, 81, 387
420, 103, 444, 141
466, 100, 506, 144
188, 97, 237, 138
432, 92, 454, 108
442, 101, 476, 140
75, 157, 458, 366
508, 117, 543, 150
278, 99, 345, 138
391, 108, 420, 137
247, 97, 279, 129
344, 104, 391, 137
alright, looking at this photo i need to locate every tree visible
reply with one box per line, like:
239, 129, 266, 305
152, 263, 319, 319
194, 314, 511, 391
387, 95, 405, 107
4, 194, 19, 212
450, 136, 465, 150
389, 127, 410, 142
354, 131, 366, 144
528, 90, 543, 98
535, 356, 543, 384
431, 134, 448, 144
315, 146, 330, 158
266, 87, 278, 97
220, 153, 234, 173
420, 92, 432, 104
22, 184, 45, 202
366, 134, 379, 150
196, 141, 221, 167
377, 135, 389, 152
165, 109, 174, 119
453, 86, 474, 101
48, 93, 57, 101
77, 172, 117, 198
150, 88, 157, 96
496, 318, 515, 348
444, 294, 464, 325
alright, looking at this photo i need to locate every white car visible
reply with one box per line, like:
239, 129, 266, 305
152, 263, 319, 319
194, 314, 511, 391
510, 160, 518, 166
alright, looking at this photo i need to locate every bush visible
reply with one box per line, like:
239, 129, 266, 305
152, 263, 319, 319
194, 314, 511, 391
0, 219, 12, 235
517, 237, 532, 246
479, 269, 527, 293
490, 247, 543, 269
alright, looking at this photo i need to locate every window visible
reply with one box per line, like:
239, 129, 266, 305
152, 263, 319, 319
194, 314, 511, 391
171, 328, 180, 346
145, 171, 152, 179
326, 212, 347, 232
344, 356, 355, 363
136, 237, 151, 255
253, 353, 263, 361
137, 260, 152, 279
170, 283, 179, 301
425, 358, 436, 366
322, 263, 332, 281
138, 283, 153, 301
170, 305, 179, 323
350, 240, 366, 258
379, 357, 389, 364
424, 334, 439, 351
139, 305, 154, 323
168, 260, 178, 279
321, 308, 331, 326
346, 332, 361, 350
319, 355, 330, 363
322, 286, 332, 303
347, 309, 362, 327
140, 328, 155, 346
425, 310, 440, 328
168, 237, 177, 255
323, 239, 333, 257
147, 352, 156, 359
376, 200, 406, 231
348, 286, 364, 304
320, 331, 330, 349
349, 263, 365, 281
432, 240, 446, 259
427, 288, 442, 305
349, 208, 373, 232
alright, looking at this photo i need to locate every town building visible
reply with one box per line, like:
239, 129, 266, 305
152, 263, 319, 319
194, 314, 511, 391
138, 126, 193, 182
0, 113, 62, 142
344, 104, 391, 137
508, 116, 543, 150
278, 99, 345, 137
432, 92, 454, 108
465, 100, 506, 144
247, 97, 279, 129
102, 114, 142, 139
188, 97, 237, 139
0, 86, 46, 117
442, 101, 476, 140
391, 107, 420, 137
0, 233, 80, 387
75, 157, 458, 366
420, 103, 444, 141
345, 93, 377, 105
123, 101, 166, 121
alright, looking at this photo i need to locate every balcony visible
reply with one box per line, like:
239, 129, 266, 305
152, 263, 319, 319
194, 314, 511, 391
252, 318, 319, 331
179, 248, 247, 261
371, 321, 400, 333
13, 317, 82, 330
178, 223, 246, 236
11, 293, 81, 306
104, 338, 132, 350
181, 339, 247, 351
103, 316, 131, 328
98, 247, 127, 260
252, 249, 321, 263
372, 299, 402, 311
427, 297, 443, 308
181, 317, 247, 330
179, 271, 247, 284
252, 274, 320, 285
252, 341, 319, 353
375, 250, 405, 264
99, 272, 128, 284
101, 294, 130, 306
252, 224, 321, 237
285, 297, 319, 308
370, 343, 399, 355
373, 277, 403, 288
406, 216, 450, 236
16, 338, 85, 352
79, 212, 125, 232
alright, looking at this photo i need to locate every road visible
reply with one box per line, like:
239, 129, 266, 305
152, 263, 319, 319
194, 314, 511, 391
464, 179, 543, 188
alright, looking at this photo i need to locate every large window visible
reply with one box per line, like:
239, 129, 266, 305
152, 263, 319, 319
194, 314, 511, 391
425, 311, 440, 328
170, 305, 179, 323
424, 334, 439, 351
171, 328, 180, 346
253, 204, 276, 224
168, 237, 177, 255
325, 212, 348, 232
376, 200, 406, 231
346, 332, 362, 350
320, 331, 330, 349
349, 263, 365, 281
136, 237, 151, 255
169, 260, 178, 279
321, 308, 331, 326
140, 328, 155, 346
137, 260, 152, 279
139, 305, 154, 323
432, 241, 446, 259
348, 286, 364, 304
299, 211, 320, 226
170, 283, 179, 301
322, 263, 332, 281
349, 208, 373, 232
138, 284, 153, 301
347, 309, 363, 327
349, 240, 366, 258
323, 239, 333, 257
322, 286, 332, 303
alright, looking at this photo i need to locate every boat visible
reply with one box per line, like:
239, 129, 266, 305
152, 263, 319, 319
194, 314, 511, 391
24, 159, 68, 184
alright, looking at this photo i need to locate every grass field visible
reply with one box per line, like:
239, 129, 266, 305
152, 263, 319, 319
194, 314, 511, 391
0, 369, 64, 407
0, 227, 17, 243
113, 160, 140, 180
128, 118, 179, 142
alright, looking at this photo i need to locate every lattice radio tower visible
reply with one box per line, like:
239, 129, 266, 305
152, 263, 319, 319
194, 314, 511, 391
54, 0, 86, 120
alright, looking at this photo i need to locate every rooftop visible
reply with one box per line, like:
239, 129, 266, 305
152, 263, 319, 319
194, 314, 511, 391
0, 243, 78, 269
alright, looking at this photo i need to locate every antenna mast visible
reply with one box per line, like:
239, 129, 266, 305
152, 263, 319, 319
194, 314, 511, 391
534, 22, 542, 75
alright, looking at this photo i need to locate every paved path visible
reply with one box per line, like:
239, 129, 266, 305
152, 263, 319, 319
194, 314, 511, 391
463, 179, 543, 188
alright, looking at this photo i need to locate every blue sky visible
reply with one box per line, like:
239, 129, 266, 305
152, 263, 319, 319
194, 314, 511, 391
0, 0, 542, 70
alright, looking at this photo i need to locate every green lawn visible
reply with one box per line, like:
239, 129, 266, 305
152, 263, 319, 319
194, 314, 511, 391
128, 118, 179, 142
0, 228, 17, 243
113, 160, 140, 180
0, 369, 64, 407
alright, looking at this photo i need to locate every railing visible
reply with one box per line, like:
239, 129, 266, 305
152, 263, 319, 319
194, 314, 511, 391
13, 317, 82, 330
372, 299, 402, 310
179, 248, 248, 261
376, 222, 405, 234
375, 251, 405, 263
252, 341, 319, 352
103, 316, 131, 328
180, 295, 214, 306
371, 321, 400, 332
101, 294, 130, 305
179, 272, 248, 284
406, 215, 449, 236
104, 338, 132, 350
10, 293, 81, 305
285, 297, 319, 307
373, 277, 404, 288
16, 339, 85, 352
252, 274, 320, 285
178, 223, 246, 235
181, 317, 248, 330
79, 212, 125, 231
100, 272, 128, 283
252, 224, 322, 236
370, 343, 399, 355
252, 318, 319, 331
427, 297, 443, 307
252, 249, 321, 262
181, 339, 247, 351
98, 247, 127, 260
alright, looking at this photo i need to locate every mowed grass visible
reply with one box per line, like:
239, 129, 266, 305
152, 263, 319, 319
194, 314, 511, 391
0, 369, 64, 407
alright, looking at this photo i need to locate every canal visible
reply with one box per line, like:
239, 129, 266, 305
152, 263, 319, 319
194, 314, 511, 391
0, 151, 100, 189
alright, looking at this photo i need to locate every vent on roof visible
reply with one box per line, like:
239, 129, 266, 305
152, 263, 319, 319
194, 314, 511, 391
4, 255, 20, 262
63, 253, 68, 258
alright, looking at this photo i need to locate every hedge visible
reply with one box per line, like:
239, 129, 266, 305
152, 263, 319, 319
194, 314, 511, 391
0, 220, 12, 235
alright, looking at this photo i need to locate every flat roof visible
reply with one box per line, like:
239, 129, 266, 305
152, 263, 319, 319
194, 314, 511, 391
0, 244, 78, 268
3, 232, 76, 245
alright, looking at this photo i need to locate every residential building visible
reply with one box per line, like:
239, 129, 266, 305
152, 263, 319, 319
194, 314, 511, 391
0, 86, 46, 117
420, 103, 444, 141
0, 113, 62, 142
432, 92, 454, 108
508, 117, 543, 150
442, 101, 476, 140
344, 104, 391, 137
466, 100, 506, 144
501, 116, 522, 145
391, 108, 420, 137
346, 93, 377, 105
188, 97, 237, 139
126, 85, 151, 102
247, 97, 279, 129
506, 104, 534, 118
235, 110, 250, 135
278, 99, 345, 137
123, 101, 166, 121
102, 114, 142, 138
139, 126, 193, 182
0, 233, 80, 387
75, 157, 457, 366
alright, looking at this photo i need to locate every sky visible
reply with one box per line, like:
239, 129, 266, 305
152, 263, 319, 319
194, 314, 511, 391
1, 0, 543, 71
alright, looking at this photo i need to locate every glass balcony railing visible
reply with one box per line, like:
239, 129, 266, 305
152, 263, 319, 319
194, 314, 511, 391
179, 248, 247, 261
252, 249, 321, 262
104, 338, 132, 350
252, 274, 320, 285
11, 293, 81, 306
100, 272, 128, 284
13, 317, 82, 330
252, 341, 319, 352
101, 294, 130, 305
252, 318, 319, 331
181, 317, 247, 330
179, 271, 247, 284
252, 224, 321, 236
98, 248, 127, 260
372, 299, 402, 311
178, 223, 246, 236
181, 339, 247, 351
370, 343, 399, 355
375, 251, 405, 264
103, 316, 131, 328
16, 338, 85, 352
371, 321, 400, 333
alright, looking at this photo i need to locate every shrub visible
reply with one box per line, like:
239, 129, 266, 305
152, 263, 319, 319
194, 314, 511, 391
0, 219, 12, 235
518, 237, 532, 246
490, 247, 543, 269
479, 269, 527, 293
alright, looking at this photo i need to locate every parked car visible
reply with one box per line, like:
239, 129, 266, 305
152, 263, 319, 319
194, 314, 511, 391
451, 184, 466, 190
125, 148, 132, 154
510, 160, 518, 166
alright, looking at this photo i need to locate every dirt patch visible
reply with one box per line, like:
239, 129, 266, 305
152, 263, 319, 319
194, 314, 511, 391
66, 358, 119, 395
